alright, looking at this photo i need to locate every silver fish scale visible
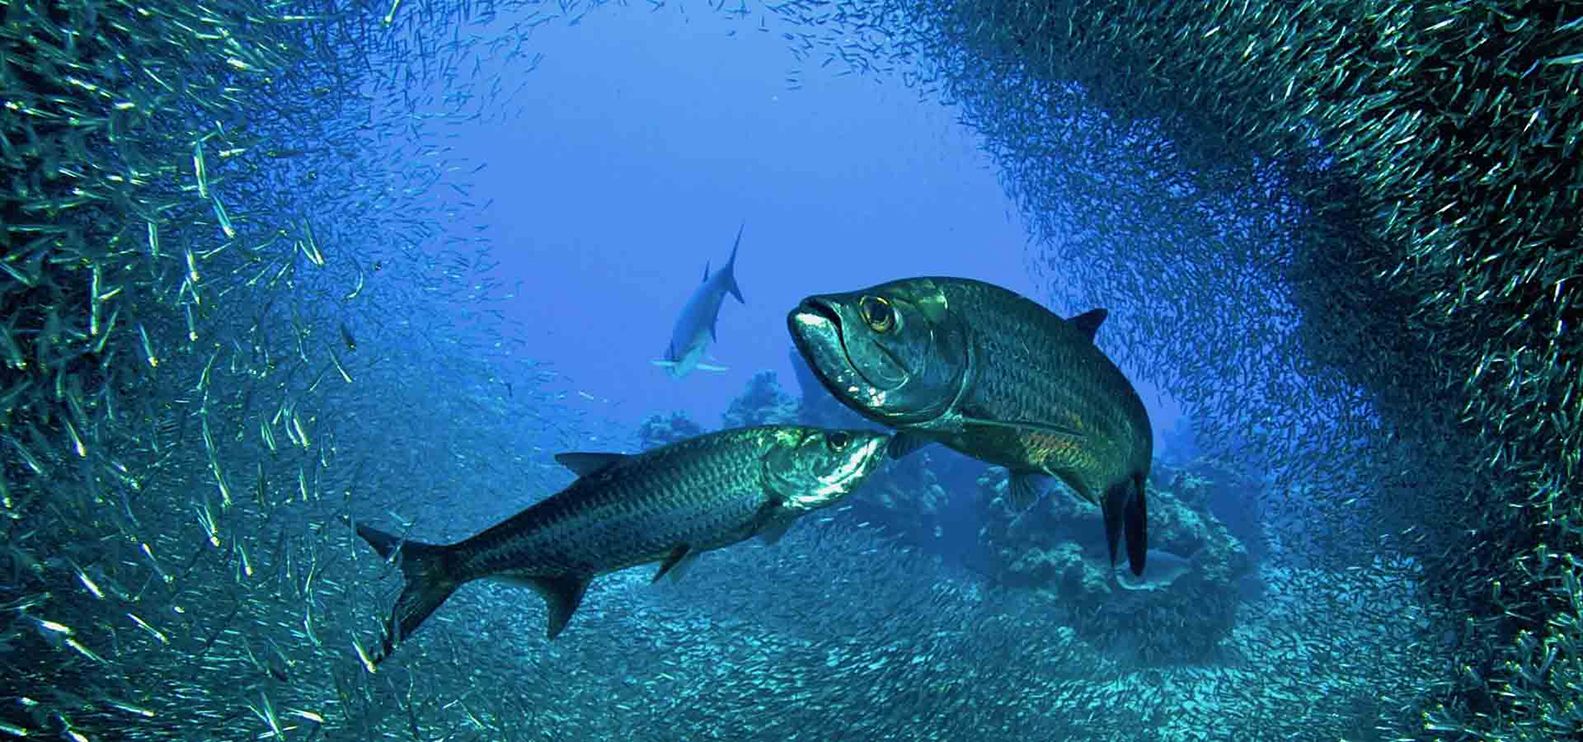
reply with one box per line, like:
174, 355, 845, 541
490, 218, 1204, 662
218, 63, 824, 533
943, 281, 1151, 497
454, 429, 776, 581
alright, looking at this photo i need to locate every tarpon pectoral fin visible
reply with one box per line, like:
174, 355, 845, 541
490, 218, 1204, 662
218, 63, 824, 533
554, 452, 630, 477
1007, 472, 1045, 510
516, 573, 592, 640
1068, 308, 1108, 341
959, 415, 1087, 443
886, 431, 934, 459
653, 545, 693, 582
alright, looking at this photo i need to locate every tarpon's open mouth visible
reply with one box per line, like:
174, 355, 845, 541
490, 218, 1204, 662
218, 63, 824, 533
789, 298, 845, 356
788, 298, 857, 396
793, 298, 843, 337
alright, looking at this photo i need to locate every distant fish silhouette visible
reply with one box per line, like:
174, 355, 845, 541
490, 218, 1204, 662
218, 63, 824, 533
653, 223, 745, 378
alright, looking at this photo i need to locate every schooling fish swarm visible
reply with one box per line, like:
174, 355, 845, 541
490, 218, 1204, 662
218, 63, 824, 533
2, 0, 1573, 740
0, 0, 563, 737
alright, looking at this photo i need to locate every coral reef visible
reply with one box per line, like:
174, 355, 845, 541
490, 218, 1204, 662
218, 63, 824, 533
849, 450, 954, 544
636, 412, 706, 450
977, 467, 1251, 663
720, 370, 800, 429
1157, 458, 1268, 565
787, 347, 870, 430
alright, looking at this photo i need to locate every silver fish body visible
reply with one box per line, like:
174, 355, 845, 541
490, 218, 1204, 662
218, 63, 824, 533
788, 276, 1152, 574
355, 425, 888, 659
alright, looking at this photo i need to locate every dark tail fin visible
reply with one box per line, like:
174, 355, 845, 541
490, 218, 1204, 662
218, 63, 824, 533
1103, 476, 1149, 576
354, 522, 460, 661
722, 222, 745, 304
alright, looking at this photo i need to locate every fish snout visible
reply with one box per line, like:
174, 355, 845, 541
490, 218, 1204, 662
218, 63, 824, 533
789, 296, 845, 335
840, 429, 891, 462
852, 433, 892, 474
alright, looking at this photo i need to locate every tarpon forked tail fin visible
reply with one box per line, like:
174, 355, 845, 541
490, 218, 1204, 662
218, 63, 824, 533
1102, 476, 1149, 576
722, 222, 745, 304
354, 523, 460, 661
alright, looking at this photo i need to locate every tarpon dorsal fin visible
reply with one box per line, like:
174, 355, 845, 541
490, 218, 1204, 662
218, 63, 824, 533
554, 452, 630, 477
1069, 308, 1108, 341
653, 545, 693, 582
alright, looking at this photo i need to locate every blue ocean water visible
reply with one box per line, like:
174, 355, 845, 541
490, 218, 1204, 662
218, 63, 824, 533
3, 1, 1575, 740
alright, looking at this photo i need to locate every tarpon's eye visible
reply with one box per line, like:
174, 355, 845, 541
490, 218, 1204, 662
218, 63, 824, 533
826, 431, 852, 451
858, 296, 894, 333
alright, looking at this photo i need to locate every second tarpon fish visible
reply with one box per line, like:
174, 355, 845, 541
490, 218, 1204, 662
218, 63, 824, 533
354, 425, 888, 659
653, 223, 746, 377
787, 276, 1153, 575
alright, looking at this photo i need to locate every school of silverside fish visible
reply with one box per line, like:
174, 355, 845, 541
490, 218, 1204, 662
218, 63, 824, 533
1, 1, 1578, 741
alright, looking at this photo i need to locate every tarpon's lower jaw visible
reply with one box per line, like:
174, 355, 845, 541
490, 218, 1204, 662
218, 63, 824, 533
851, 435, 889, 480
789, 435, 889, 509
788, 299, 854, 397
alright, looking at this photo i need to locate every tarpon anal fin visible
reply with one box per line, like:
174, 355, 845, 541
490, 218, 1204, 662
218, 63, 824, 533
653, 545, 693, 582
757, 517, 794, 545
886, 431, 934, 460
666, 552, 700, 582
554, 452, 630, 477
1102, 476, 1149, 576
1007, 472, 1046, 510
513, 573, 592, 640
1068, 308, 1107, 341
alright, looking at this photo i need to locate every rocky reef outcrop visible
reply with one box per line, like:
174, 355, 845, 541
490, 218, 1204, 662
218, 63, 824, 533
636, 411, 705, 450
977, 463, 1252, 664
721, 370, 799, 429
